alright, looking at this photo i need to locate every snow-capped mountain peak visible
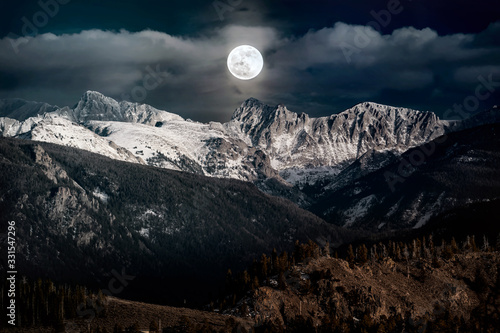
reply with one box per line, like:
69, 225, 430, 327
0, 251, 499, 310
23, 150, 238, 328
68, 90, 184, 125
226, 98, 447, 173
2, 92, 498, 188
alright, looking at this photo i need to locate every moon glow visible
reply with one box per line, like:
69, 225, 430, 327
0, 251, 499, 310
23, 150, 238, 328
227, 45, 264, 80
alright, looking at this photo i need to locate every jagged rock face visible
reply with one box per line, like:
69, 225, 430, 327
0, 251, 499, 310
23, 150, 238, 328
85, 120, 280, 182
0, 93, 282, 182
67, 91, 184, 125
228, 99, 448, 170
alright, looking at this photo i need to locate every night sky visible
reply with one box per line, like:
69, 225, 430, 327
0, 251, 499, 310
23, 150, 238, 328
0, 0, 499, 122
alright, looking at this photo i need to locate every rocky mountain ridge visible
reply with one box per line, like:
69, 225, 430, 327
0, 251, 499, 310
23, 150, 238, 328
0, 91, 454, 183
226, 98, 449, 173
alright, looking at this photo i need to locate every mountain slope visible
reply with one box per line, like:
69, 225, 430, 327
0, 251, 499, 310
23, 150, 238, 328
227, 251, 499, 331
86, 119, 280, 181
311, 123, 500, 231
0, 137, 354, 306
1, 114, 144, 164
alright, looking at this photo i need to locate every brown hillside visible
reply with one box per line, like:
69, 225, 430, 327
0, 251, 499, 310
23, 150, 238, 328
228, 252, 499, 330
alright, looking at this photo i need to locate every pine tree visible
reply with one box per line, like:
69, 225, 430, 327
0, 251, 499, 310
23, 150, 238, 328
482, 235, 490, 252
442, 245, 454, 260
242, 270, 251, 291
428, 235, 435, 254
463, 236, 471, 252
379, 243, 387, 258
370, 244, 379, 262
402, 244, 409, 261
358, 244, 368, 264
395, 245, 402, 261
260, 254, 269, 281
271, 248, 279, 274
347, 245, 355, 266
251, 276, 260, 290
308, 240, 320, 259
415, 238, 422, 257
278, 272, 287, 290
422, 237, 432, 259
278, 251, 289, 273
471, 235, 478, 252
323, 241, 331, 258
451, 237, 459, 253
411, 240, 418, 259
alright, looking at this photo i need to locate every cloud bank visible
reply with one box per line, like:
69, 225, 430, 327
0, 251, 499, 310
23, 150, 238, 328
1, 22, 499, 121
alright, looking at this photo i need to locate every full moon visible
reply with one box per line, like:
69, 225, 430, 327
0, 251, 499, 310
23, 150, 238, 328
227, 45, 264, 80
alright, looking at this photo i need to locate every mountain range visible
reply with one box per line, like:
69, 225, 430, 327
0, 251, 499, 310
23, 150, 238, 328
0, 92, 456, 183
1, 91, 499, 232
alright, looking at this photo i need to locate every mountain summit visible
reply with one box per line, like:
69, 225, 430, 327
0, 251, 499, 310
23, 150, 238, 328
227, 99, 448, 172
66, 90, 184, 124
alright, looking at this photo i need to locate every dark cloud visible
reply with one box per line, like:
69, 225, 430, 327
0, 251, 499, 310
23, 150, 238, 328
0, 21, 499, 122
2, 0, 500, 39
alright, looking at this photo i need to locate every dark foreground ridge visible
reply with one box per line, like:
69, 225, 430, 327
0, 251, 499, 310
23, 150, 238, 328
0, 137, 353, 307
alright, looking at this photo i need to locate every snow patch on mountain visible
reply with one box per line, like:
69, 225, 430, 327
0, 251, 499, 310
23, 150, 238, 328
66, 91, 184, 125
93, 188, 110, 203
228, 100, 448, 173
86, 119, 275, 181
280, 166, 343, 187
0, 113, 143, 164
342, 195, 378, 227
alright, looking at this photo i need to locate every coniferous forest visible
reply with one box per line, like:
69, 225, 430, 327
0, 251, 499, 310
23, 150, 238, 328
2, 232, 499, 332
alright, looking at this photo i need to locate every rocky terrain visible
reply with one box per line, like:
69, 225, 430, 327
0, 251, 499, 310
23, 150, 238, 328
1, 93, 499, 332
226, 98, 449, 175
219, 239, 500, 332
241, 253, 492, 326
4, 238, 497, 332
